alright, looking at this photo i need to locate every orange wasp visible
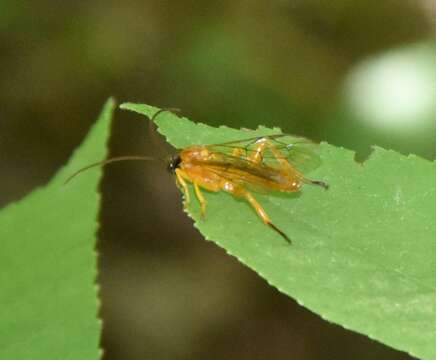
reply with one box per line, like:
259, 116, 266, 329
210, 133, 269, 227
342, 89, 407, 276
66, 110, 328, 243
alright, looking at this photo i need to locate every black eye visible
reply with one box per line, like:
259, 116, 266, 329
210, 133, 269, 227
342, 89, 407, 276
167, 155, 181, 173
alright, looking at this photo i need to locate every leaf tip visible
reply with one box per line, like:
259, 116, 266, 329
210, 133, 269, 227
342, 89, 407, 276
119, 102, 162, 119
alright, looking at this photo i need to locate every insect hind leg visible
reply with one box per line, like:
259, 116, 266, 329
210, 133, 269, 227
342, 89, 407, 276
251, 138, 329, 191
248, 138, 293, 169
234, 187, 291, 244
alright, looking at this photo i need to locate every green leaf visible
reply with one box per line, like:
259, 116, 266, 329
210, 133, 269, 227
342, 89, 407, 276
121, 102, 436, 359
0, 99, 114, 359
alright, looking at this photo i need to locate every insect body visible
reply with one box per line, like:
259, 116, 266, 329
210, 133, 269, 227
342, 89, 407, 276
167, 134, 328, 243
66, 112, 328, 244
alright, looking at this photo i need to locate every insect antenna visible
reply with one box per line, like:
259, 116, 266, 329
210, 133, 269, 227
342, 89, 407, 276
64, 155, 157, 185
65, 108, 182, 185
150, 108, 181, 123
267, 222, 292, 244
148, 107, 182, 159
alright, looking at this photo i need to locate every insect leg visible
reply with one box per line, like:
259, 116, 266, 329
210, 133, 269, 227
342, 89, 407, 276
193, 182, 207, 218
259, 139, 328, 189
232, 147, 244, 156
235, 187, 291, 244
249, 139, 327, 189
248, 138, 292, 167
261, 139, 295, 171
175, 168, 191, 206
248, 140, 268, 164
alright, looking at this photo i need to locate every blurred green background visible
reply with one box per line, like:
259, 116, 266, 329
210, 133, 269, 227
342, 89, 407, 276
1, 0, 434, 359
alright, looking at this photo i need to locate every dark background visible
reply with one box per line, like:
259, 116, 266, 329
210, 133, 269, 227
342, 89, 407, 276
1, 1, 435, 359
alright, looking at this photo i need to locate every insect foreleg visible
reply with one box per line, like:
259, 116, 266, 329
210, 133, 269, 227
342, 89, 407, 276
193, 182, 207, 218
175, 169, 191, 206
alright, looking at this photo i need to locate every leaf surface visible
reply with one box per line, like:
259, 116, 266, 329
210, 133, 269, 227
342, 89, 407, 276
121, 102, 436, 359
0, 99, 114, 359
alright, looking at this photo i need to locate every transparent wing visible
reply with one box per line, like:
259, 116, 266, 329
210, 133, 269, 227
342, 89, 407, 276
206, 133, 321, 174
202, 164, 272, 194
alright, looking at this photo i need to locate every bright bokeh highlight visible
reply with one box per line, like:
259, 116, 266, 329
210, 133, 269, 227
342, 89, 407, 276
345, 44, 436, 133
